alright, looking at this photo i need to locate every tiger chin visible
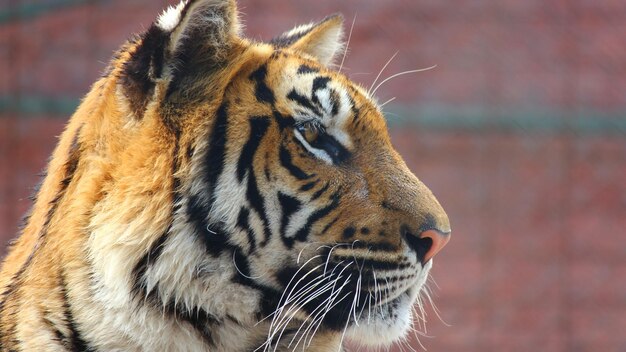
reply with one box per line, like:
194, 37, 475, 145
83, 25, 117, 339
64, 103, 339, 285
0, 0, 451, 351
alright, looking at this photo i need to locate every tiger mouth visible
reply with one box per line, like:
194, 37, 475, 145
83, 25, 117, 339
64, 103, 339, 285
359, 272, 422, 311
370, 286, 413, 308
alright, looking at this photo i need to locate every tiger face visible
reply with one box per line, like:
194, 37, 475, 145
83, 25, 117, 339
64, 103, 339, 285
0, 0, 450, 351
212, 53, 452, 346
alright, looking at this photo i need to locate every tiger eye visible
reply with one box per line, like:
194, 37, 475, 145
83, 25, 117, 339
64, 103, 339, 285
297, 123, 321, 144
302, 125, 320, 144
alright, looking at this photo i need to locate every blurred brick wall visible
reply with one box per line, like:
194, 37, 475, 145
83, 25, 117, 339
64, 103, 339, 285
1, 1, 625, 351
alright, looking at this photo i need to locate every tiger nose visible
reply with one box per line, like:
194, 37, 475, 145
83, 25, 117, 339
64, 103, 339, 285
403, 226, 451, 264
418, 229, 451, 263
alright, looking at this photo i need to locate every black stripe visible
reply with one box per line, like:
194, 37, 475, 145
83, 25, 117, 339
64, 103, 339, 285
310, 182, 329, 200
131, 226, 171, 293
184, 102, 231, 257
190, 197, 230, 257
204, 102, 230, 205
277, 192, 302, 248
272, 110, 293, 130
269, 25, 317, 48
321, 215, 339, 234
297, 64, 319, 74
237, 117, 270, 181
347, 94, 360, 123
292, 190, 341, 244
228, 113, 275, 247
329, 89, 340, 116
299, 180, 317, 192
311, 76, 331, 96
279, 144, 311, 180
310, 76, 334, 115
249, 65, 275, 105
129, 154, 220, 350
246, 166, 272, 246
287, 89, 322, 117
139, 282, 219, 347
59, 269, 96, 351
171, 305, 218, 346
236, 207, 256, 253
0, 251, 32, 349
273, 253, 360, 332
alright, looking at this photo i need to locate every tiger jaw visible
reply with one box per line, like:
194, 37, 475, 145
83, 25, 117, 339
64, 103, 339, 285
262, 247, 433, 349
346, 260, 432, 346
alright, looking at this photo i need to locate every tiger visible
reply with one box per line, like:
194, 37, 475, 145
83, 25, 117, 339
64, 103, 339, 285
0, 0, 451, 351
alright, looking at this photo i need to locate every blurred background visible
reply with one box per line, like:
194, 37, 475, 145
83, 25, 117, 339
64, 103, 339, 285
1, 0, 625, 351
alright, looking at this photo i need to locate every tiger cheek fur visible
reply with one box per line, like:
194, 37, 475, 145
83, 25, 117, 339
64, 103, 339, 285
0, 0, 450, 351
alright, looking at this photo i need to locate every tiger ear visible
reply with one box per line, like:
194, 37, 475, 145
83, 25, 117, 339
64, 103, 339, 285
121, 0, 240, 116
156, 0, 240, 60
270, 15, 344, 66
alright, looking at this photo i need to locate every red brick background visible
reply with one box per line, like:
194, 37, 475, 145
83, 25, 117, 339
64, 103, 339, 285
1, 1, 625, 351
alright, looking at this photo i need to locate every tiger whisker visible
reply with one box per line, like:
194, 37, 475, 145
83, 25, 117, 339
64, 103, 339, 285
274, 272, 352, 352
267, 261, 353, 350
279, 269, 341, 320
300, 264, 356, 348
379, 96, 396, 108
266, 268, 327, 344
410, 305, 429, 351
282, 264, 328, 305
232, 250, 264, 279
304, 277, 354, 348
337, 285, 359, 352
286, 288, 337, 349
296, 242, 321, 265
338, 14, 356, 73
351, 270, 362, 326
370, 65, 437, 97
302, 289, 353, 350
288, 278, 348, 350
323, 242, 352, 275
262, 255, 324, 324
367, 291, 372, 325
368, 51, 398, 96
272, 278, 339, 352
422, 283, 450, 327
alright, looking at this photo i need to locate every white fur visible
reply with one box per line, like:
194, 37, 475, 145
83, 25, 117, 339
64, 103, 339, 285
156, 1, 187, 31
294, 129, 334, 164
307, 23, 344, 66
284, 22, 317, 38
287, 19, 344, 66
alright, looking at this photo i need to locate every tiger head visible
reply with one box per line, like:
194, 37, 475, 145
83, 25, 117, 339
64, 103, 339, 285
78, 0, 450, 349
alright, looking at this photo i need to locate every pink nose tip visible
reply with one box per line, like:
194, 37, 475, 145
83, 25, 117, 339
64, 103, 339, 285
420, 229, 451, 263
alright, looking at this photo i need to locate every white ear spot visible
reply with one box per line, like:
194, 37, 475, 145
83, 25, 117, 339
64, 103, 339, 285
156, 1, 188, 31
284, 23, 316, 38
